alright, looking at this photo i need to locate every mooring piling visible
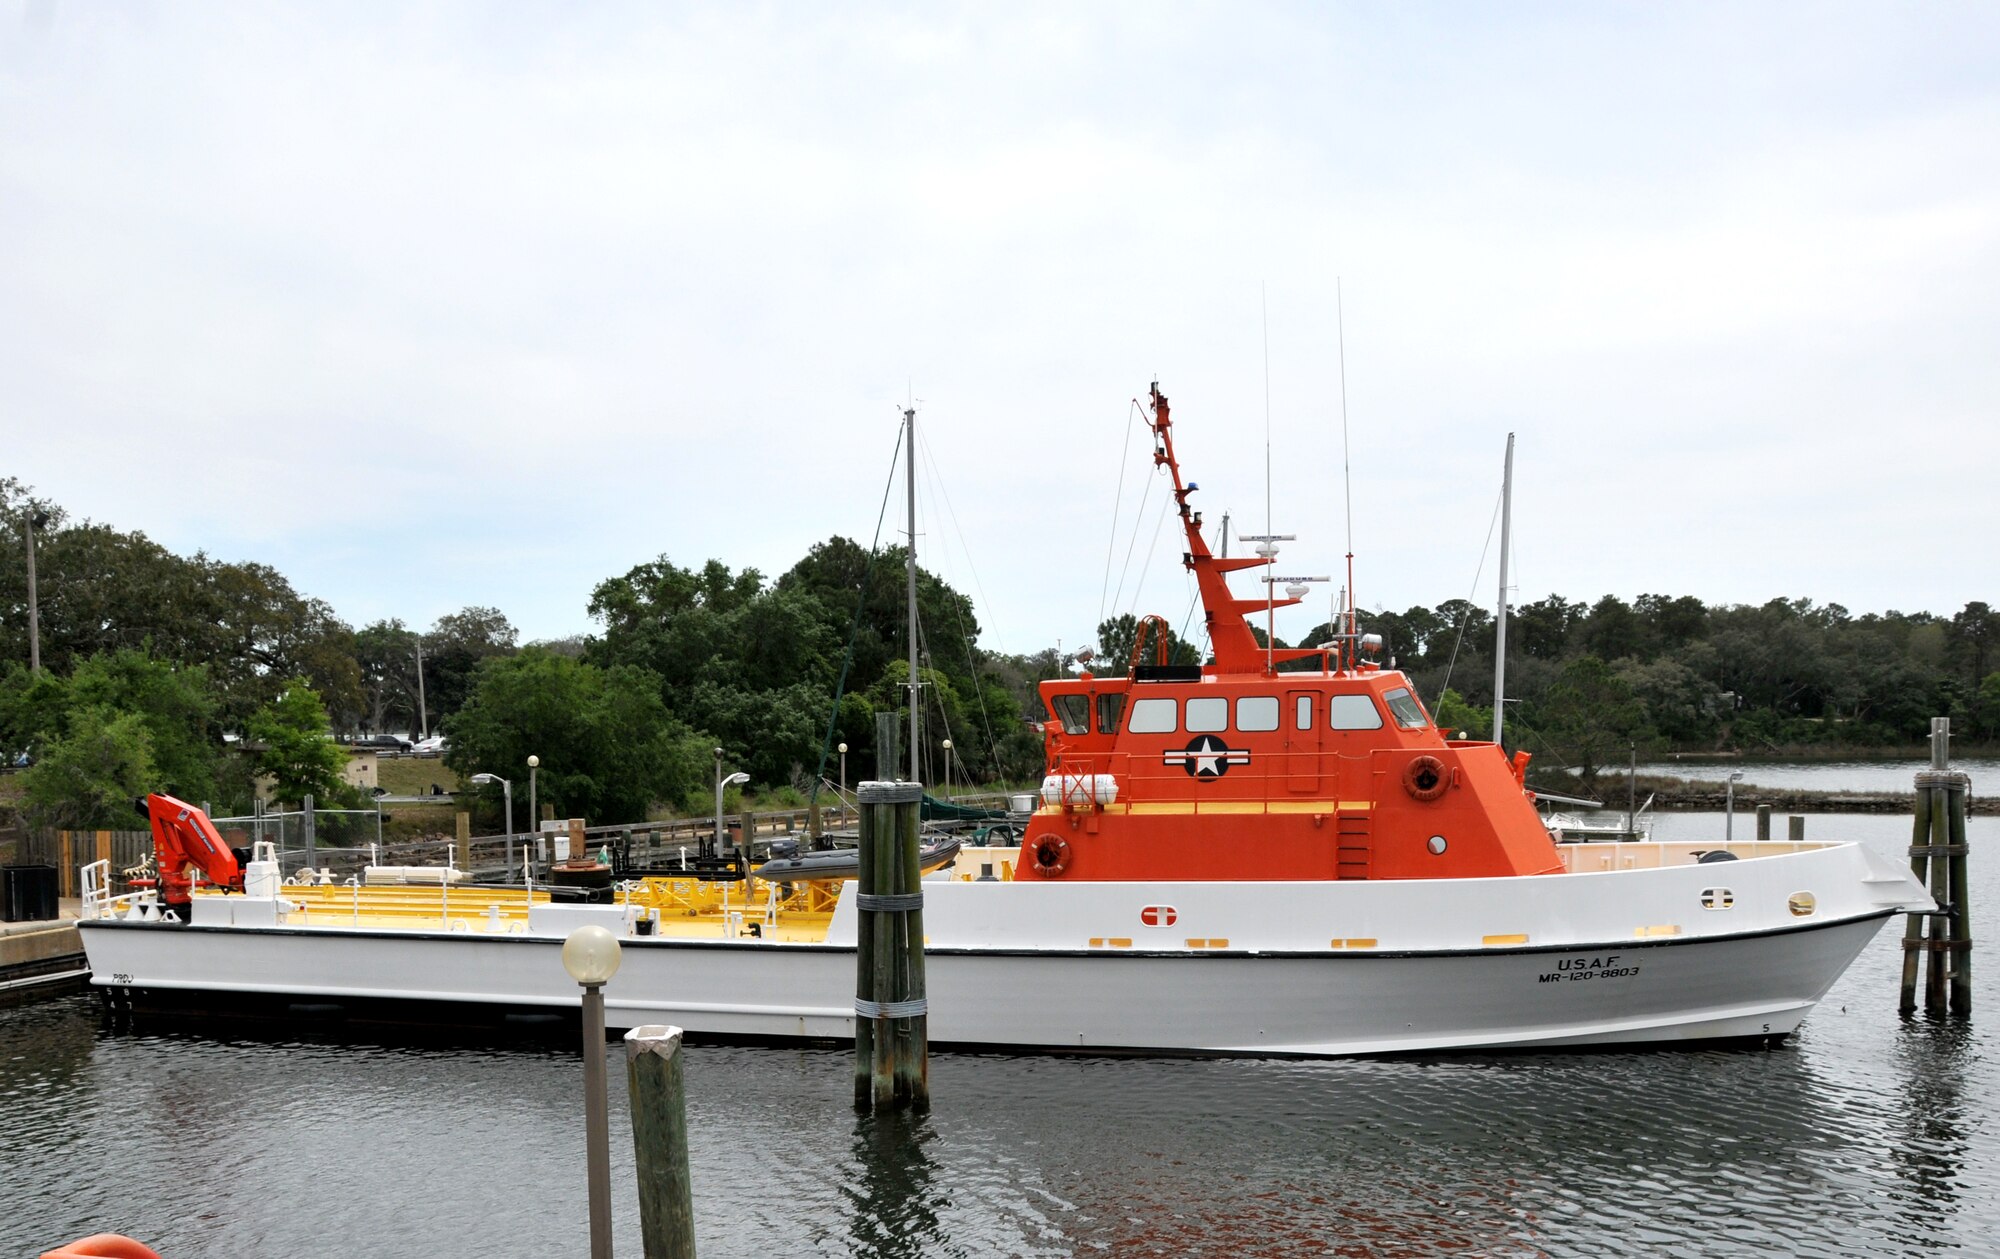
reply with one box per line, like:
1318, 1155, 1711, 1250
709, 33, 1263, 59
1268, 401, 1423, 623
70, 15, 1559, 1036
626, 1024, 696, 1259
1901, 717, 1973, 1017
853, 780, 929, 1113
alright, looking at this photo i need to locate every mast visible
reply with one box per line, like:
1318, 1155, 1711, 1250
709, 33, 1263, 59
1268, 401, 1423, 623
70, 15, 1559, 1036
1148, 383, 1317, 675
1493, 432, 1515, 748
904, 405, 921, 783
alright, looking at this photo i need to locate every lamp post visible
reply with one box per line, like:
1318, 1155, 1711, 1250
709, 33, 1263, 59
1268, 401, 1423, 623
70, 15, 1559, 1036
714, 747, 748, 864
1724, 769, 1745, 844
528, 754, 541, 854
837, 742, 848, 798
471, 773, 513, 838
562, 925, 622, 1259
941, 738, 952, 800
25, 509, 48, 673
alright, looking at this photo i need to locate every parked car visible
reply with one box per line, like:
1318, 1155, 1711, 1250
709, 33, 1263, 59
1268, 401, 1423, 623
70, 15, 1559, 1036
355, 734, 414, 752
412, 734, 448, 756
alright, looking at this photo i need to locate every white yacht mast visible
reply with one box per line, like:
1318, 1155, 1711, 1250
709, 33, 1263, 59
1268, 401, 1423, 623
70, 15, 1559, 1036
904, 405, 921, 783
1492, 432, 1515, 747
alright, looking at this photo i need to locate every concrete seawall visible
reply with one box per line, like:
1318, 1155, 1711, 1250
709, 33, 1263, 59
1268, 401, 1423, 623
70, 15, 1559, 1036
0, 915, 88, 1007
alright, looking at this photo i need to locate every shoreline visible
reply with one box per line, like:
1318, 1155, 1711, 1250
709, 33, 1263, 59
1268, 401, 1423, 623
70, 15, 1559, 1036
1548, 776, 1994, 816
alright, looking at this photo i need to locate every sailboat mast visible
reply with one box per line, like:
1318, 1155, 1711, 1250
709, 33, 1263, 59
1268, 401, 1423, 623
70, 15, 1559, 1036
905, 405, 921, 783
1492, 432, 1515, 748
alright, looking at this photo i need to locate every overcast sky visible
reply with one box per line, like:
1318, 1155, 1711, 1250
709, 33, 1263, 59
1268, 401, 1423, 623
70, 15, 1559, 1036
4, 2, 1995, 659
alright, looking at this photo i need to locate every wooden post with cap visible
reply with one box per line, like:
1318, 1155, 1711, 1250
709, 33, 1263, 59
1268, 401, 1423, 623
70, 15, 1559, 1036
853, 779, 929, 1112
626, 1023, 697, 1258
1905, 717, 1973, 1018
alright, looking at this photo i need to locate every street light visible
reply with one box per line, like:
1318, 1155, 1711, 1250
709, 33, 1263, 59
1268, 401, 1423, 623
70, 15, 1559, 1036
837, 742, 848, 798
714, 747, 749, 864
941, 738, 953, 800
24, 508, 48, 673
561, 925, 622, 1259
527, 754, 541, 847
1724, 769, 1746, 844
471, 773, 513, 837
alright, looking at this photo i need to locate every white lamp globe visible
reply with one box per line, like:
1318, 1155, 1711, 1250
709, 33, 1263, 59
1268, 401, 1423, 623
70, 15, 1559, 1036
527, 754, 540, 769
562, 925, 622, 985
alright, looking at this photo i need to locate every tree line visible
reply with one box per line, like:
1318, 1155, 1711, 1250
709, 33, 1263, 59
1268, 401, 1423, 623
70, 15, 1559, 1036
3, 473, 1994, 824
1287, 592, 2000, 779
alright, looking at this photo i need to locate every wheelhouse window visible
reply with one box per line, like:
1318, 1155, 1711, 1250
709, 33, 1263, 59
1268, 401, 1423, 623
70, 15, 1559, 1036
1128, 697, 1178, 734
1051, 693, 1091, 736
1186, 696, 1228, 733
1236, 696, 1279, 732
1096, 693, 1127, 736
1382, 687, 1430, 730
1326, 694, 1384, 730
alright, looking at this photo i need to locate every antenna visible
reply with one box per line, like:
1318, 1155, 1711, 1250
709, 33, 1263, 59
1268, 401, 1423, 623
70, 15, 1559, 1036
1239, 531, 1294, 675
1262, 282, 1273, 557
1336, 278, 1355, 670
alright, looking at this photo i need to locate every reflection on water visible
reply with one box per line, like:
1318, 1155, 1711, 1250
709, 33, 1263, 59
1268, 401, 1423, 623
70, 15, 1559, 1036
1, 812, 1993, 1257
844, 1112, 943, 1258
1888, 1019, 1974, 1238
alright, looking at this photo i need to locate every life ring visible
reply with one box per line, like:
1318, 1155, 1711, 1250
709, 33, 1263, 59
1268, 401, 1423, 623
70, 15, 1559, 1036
1402, 755, 1449, 803
39, 1235, 164, 1259
1030, 837, 1072, 877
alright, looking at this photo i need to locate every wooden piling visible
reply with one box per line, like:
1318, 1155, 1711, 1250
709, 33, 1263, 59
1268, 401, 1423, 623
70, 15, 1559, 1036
1755, 804, 1772, 842
625, 1024, 696, 1259
1946, 773, 1972, 1016
1899, 786, 1931, 1014
894, 786, 930, 1105
1925, 778, 1952, 1013
1787, 815, 1805, 842
854, 780, 928, 1113
1905, 716, 1974, 1019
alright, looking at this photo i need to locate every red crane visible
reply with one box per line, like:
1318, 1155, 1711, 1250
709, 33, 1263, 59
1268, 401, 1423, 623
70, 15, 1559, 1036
142, 793, 242, 920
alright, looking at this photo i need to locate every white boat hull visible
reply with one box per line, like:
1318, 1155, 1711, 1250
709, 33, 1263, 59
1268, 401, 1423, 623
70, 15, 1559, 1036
78, 842, 1928, 1056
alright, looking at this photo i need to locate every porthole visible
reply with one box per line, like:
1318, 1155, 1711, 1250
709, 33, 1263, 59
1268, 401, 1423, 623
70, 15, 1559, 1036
1788, 892, 1817, 917
1426, 835, 1448, 855
1701, 887, 1735, 911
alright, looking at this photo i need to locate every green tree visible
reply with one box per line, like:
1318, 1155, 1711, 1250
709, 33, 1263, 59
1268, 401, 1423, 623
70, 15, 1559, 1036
1094, 614, 1199, 672
421, 606, 519, 725
66, 650, 223, 803
19, 706, 156, 830
1432, 688, 1492, 740
1523, 655, 1651, 781
1513, 594, 1583, 660
1972, 671, 2000, 743
0, 649, 228, 813
248, 683, 346, 806
443, 650, 707, 824
354, 618, 423, 734
1615, 656, 1721, 745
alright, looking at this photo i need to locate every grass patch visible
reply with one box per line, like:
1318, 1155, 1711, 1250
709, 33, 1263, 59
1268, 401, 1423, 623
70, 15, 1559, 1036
376, 756, 463, 797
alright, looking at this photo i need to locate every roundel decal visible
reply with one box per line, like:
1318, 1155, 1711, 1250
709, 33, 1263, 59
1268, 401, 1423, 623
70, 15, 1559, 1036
1163, 734, 1251, 780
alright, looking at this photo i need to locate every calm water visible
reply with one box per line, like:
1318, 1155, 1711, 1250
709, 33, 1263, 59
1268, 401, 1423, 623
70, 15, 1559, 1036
1634, 756, 2000, 794
3, 802, 1994, 1256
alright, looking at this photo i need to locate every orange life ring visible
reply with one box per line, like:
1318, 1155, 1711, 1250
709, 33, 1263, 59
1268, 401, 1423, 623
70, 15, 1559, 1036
39, 1235, 163, 1259
1030, 837, 1072, 877
1402, 755, 1449, 803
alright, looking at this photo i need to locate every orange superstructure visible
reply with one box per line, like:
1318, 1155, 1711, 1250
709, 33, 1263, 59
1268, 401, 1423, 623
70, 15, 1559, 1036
1014, 384, 1566, 884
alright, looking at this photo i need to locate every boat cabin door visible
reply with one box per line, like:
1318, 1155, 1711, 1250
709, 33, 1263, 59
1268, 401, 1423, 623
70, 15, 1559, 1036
1285, 690, 1321, 793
